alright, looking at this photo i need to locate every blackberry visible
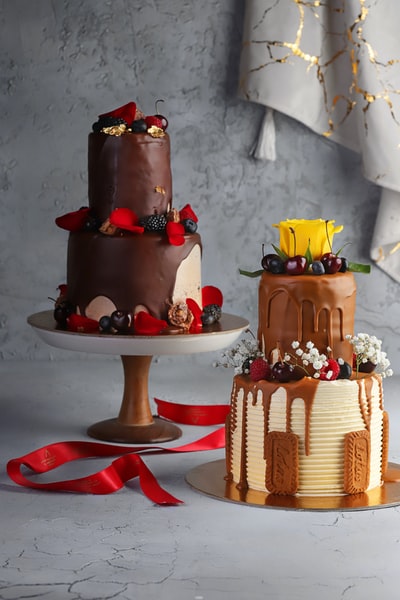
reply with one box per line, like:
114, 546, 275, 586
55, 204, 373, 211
201, 303, 222, 325
139, 213, 168, 232
92, 116, 127, 133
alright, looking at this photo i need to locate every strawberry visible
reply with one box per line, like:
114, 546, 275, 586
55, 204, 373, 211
319, 359, 340, 381
179, 203, 198, 223
99, 102, 137, 124
249, 358, 271, 382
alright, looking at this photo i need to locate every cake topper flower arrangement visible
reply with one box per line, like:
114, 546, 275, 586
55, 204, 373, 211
216, 331, 392, 382
240, 218, 371, 277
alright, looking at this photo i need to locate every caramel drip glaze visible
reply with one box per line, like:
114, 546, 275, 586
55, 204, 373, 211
258, 271, 356, 365
227, 372, 383, 494
67, 231, 201, 321
88, 132, 173, 222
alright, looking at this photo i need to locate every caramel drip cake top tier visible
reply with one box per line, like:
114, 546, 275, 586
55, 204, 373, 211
258, 271, 356, 366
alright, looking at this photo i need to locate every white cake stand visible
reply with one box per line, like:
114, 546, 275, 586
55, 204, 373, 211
28, 311, 248, 444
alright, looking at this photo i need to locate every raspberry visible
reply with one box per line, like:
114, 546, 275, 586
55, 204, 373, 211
319, 359, 340, 381
139, 213, 167, 232
249, 358, 271, 382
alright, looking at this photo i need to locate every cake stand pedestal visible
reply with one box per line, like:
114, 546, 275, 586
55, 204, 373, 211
28, 311, 248, 444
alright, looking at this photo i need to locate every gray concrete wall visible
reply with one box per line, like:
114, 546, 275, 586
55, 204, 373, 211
1, 0, 399, 368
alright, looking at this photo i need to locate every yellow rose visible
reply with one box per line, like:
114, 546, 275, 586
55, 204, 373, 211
273, 219, 343, 259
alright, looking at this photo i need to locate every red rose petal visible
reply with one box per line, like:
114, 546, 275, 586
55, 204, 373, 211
166, 221, 185, 246
179, 203, 198, 223
109, 208, 144, 234
99, 102, 137, 124
186, 298, 203, 331
55, 207, 91, 232
202, 285, 223, 308
67, 314, 99, 333
134, 311, 168, 335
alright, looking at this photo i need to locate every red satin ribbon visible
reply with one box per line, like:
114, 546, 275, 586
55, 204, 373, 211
6, 401, 228, 505
155, 398, 230, 425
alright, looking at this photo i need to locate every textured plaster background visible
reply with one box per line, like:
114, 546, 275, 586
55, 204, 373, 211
1, 0, 399, 367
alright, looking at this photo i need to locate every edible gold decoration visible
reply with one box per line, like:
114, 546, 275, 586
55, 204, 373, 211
154, 185, 166, 195
167, 208, 180, 223
99, 218, 118, 236
101, 124, 127, 137
147, 126, 165, 138
242, 0, 400, 138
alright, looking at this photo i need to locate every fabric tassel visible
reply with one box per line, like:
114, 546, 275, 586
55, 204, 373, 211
250, 107, 276, 161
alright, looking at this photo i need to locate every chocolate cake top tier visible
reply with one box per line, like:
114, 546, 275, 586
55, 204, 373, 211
88, 131, 172, 222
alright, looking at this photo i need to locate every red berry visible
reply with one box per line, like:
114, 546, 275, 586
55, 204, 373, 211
321, 252, 342, 274
319, 359, 340, 381
284, 255, 307, 275
272, 361, 296, 382
145, 115, 164, 129
249, 358, 271, 381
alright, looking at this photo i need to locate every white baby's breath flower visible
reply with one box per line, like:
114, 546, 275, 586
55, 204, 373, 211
292, 341, 300, 349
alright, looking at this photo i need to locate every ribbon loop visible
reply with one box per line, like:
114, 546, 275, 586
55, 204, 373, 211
6, 400, 228, 505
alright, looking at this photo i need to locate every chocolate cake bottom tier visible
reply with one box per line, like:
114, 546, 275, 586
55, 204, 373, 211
67, 231, 202, 322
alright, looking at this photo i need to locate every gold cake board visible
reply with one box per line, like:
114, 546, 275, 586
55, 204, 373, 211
185, 460, 400, 511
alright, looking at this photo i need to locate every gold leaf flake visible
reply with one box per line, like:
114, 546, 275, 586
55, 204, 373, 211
154, 186, 166, 195
147, 126, 165, 138
101, 124, 127, 137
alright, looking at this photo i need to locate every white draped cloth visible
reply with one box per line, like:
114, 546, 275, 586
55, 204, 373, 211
239, 0, 400, 282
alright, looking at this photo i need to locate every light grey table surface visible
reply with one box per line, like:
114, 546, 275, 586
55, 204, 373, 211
1, 358, 400, 600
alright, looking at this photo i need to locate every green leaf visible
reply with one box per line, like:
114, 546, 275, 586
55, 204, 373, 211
335, 242, 351, 256
271, 244, 288, 261
304, 240, 313, 265
347, 261, 371, 274
239, 268, 264, 278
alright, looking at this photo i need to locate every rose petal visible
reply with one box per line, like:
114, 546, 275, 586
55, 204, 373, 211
185, 298, 203, 331
179, 203, 198, 223
67, 314, 99, 333
109, 208, 144, 233
166, 221, 185, 246
202, 285, 223, 308
99, 102, 137, 124
134, 311, 168, 335
55, 207, 91, 232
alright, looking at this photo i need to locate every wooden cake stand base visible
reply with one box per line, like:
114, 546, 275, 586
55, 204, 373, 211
28, 311, 249, 444
86, 355, 182, 443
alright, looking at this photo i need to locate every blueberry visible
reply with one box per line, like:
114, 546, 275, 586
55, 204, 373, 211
131, 119, 148, 133
311, 260, 325, 275
268, 256, 285, 274
339, 257, 349, 272
338, 361, 352, 379
182, 219, 198, 234
99, 315, 112, 333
